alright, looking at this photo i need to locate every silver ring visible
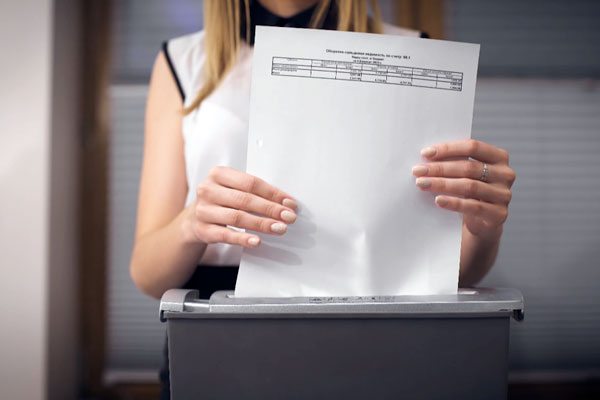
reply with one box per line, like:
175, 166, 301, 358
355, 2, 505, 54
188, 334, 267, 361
480, 163, 489, 182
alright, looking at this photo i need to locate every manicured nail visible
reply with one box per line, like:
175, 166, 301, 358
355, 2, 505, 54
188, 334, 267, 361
280, 210, 296, 223
270, 222, 287, 233
420, 147, 437, 158
416, 178, 432, 188
435, 196, 448, 207
412, 165, 428, 176
248, 237, 260, 246
282, 198, 298, 210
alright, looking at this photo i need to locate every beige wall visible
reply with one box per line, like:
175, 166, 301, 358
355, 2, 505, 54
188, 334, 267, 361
0, 0, 80, 398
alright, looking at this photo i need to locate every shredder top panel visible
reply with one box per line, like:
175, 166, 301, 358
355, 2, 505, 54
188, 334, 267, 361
160, 287, 524, 321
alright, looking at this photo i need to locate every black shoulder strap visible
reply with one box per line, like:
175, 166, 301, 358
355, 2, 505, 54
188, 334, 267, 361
162, 41, 185, 102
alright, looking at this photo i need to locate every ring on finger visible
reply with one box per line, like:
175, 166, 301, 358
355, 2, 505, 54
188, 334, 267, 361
480, 163, 489, 182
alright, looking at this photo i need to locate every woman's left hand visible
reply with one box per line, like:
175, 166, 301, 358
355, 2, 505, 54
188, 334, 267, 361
412, 139, 516, 241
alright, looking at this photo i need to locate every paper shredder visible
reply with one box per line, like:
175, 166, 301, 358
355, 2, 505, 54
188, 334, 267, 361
160, 288, 524, 399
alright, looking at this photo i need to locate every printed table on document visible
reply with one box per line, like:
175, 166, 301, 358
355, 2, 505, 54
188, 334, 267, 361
271, 56, 463, 91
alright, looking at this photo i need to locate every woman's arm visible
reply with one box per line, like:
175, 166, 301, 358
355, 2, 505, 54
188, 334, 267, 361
458, 222, 501, 286
131, 52, 298, 299
130, 51, 205, 299
412, 139, 516, 286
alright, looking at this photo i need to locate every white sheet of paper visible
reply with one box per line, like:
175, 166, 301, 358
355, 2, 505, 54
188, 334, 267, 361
235, 26, 480, 297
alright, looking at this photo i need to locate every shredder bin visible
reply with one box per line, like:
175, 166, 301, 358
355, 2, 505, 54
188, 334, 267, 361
160, 288, 524, 400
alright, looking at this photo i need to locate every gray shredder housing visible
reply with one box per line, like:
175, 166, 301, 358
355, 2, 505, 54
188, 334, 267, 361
160, 288, 524, 400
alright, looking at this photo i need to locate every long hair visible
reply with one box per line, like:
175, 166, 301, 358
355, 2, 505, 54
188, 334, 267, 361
184, 0, 382, 114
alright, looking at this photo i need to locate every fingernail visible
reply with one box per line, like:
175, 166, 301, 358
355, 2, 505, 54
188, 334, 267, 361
420, 147, 437, 158
416, 178, 432, 188
280, 210, 296, 223
282, 198, 297, 210
412, 165, 428, 176
248, 237, 260, 246
270, 222, 287, 233
435, 196, 448, 207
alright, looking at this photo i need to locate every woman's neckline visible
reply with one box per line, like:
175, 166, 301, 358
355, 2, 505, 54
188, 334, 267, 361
255, 0, 319, 20
252, 0, 318, 28
242, 0, 337, 45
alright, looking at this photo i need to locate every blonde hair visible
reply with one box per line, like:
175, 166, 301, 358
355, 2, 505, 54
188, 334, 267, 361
184, 0, 382, 114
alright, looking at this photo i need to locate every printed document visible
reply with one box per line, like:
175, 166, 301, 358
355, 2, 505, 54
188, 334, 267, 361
235, 26, 480, 297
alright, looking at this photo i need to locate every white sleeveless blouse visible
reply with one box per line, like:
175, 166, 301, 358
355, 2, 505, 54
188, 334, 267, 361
164, 24, 421, 266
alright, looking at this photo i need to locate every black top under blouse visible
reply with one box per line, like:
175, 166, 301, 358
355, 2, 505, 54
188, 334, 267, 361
241, 0, 429, 44
241, 0, 338, 45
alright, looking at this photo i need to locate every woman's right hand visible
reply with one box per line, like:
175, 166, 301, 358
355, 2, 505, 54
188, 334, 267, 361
183, 166, 298, 248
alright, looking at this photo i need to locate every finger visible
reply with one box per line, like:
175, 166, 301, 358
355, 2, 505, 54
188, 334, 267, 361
203, 225, 262, 248
197, 204, 288, 235
416, 177, 512, 204
434, 195, 509, 225
207, 166, 296, 208
203, 185, 297, 224
421, 139, 509, 165
413, 160, 516, 185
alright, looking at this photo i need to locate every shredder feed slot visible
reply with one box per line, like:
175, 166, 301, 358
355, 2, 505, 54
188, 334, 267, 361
160, 287, 524, 320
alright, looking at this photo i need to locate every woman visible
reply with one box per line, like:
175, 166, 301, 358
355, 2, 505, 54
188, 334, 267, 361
130, 0, 515, 396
